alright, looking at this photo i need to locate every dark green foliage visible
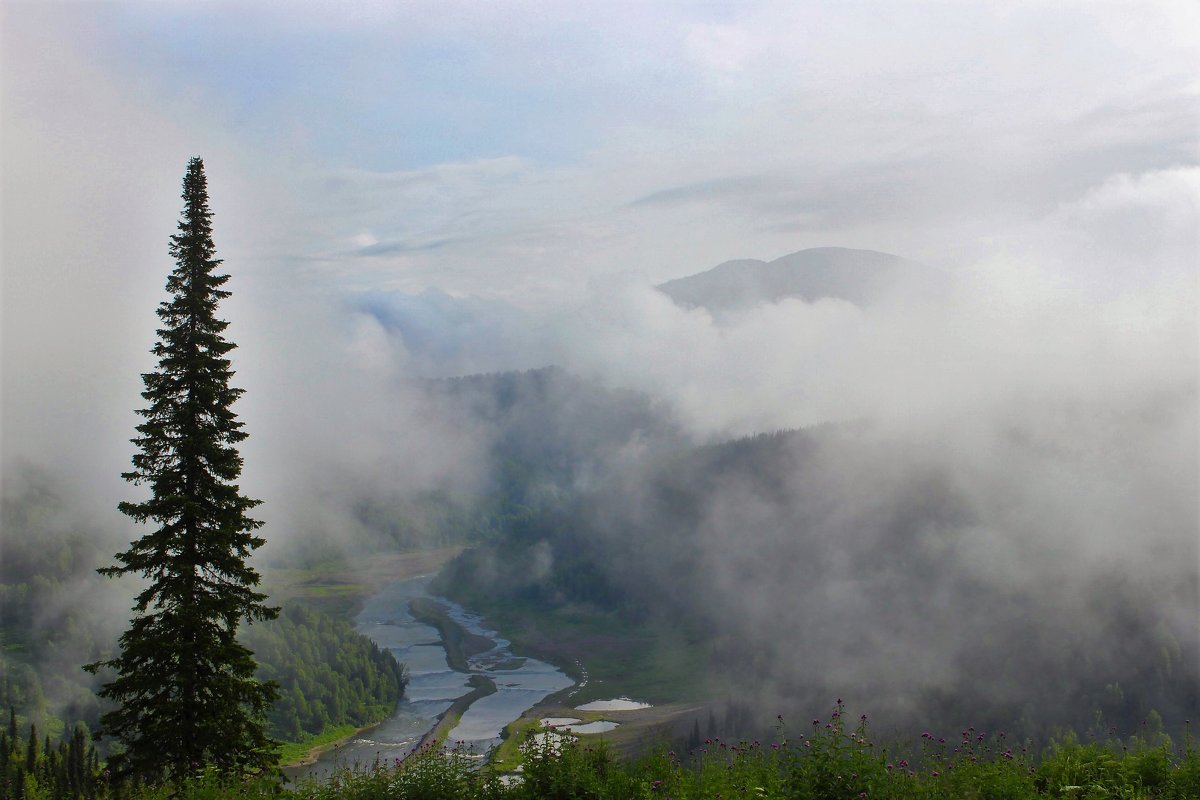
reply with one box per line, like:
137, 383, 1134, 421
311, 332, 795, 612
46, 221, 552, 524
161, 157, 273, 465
1, 713, 106, 800
86, 158, 278, 783
241, 603, 408, 741
511, 735, 641, 800
11, 706, 1196, 799
132, 709, 1200, 799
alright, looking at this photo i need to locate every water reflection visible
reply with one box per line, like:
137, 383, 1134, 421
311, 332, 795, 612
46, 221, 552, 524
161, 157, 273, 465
286, 574, 571, 781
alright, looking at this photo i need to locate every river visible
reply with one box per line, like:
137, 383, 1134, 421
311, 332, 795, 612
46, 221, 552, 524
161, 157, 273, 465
286, 574, 572, 780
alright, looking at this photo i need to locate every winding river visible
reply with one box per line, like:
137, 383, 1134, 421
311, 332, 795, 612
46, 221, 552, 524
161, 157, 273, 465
287, 575, 572, 780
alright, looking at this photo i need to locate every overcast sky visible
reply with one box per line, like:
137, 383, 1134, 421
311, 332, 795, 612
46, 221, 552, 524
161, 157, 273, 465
2, 1, 1197, 527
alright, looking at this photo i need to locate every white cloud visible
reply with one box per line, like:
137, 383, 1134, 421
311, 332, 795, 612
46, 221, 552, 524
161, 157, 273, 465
685, 22, 757, 78
2, 1, 1196, 556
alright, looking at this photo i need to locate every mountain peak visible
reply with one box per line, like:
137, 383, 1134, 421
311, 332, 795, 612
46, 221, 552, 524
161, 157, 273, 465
657, 247, 936, 313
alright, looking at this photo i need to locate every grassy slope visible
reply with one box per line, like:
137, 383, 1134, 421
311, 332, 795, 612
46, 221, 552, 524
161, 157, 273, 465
276, 725, 363, 767
439, 592, 719, 771
446, 598, 713, 706
262, 547, 464, 617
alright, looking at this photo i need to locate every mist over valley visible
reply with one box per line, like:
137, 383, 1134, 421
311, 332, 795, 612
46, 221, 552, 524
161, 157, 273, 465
2, 3, 1197, 794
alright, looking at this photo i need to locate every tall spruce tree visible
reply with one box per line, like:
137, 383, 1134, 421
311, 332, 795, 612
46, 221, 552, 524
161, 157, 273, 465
86, 157, 279, 782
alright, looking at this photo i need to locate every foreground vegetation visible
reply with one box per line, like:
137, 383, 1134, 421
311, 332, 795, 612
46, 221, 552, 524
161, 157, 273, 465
8, 703, 1198, 799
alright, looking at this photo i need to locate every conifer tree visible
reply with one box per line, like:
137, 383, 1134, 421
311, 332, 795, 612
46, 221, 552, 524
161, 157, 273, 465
87, 157, 278, 782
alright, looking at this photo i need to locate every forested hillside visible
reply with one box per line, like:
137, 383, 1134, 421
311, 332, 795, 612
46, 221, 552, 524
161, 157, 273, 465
432, 366, 680, 498
244, 603, 407, 742
439, 423, 1198, 740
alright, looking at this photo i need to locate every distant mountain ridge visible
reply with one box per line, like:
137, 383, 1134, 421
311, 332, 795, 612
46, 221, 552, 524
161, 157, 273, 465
656, 246, 936, 313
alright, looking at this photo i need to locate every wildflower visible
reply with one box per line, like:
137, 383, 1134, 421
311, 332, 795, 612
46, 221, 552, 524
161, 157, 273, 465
931, 770, 940, 777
